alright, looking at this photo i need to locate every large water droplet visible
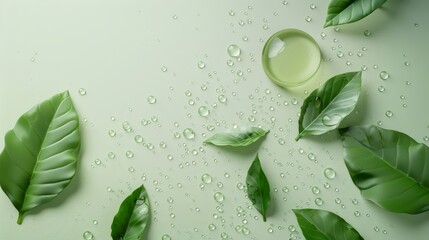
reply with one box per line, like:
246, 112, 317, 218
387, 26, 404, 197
214, 192, 225, 202
198, 106, 210, 117
147, 95, 157, 104
322, 114, 342, 127
227, 44, 241, 58
201, 174, 212, 184
379, 71, 389, 80
83, 231, 94, 240
183, 128, 196, 140
324, 168, 336, 179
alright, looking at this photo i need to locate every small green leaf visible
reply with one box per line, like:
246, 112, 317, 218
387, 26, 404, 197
246, 155, 270, 221
341, 125, 429, 214
0, 91, 80, 224
111, 185, 150, 240
293, 209, 363, 240
296, 71, 361, 141
204, 127, 269, 147
324, 0, 387, 27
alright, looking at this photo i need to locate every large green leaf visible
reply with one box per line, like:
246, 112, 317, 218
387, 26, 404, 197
0, 91, 80, 224
204, 127, 269, 147
246, 154, 270, 221
324, 0, 387, 27
296, 71, 361, 141
293, 209, 363, 240
341, 125, 429, 214
111, 185, 150, 240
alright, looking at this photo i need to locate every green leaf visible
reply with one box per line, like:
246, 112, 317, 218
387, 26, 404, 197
341, 125, 429, 214
0, 91, 80, 224
293, 209, 363, 240
204, 127, 269, 147
111, 185, 150, 240
324, 0, 387, 27
246, 155, 270, 221
296, 71, 361, 141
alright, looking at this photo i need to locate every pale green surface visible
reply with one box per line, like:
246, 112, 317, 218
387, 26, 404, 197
0, 0, 429, 240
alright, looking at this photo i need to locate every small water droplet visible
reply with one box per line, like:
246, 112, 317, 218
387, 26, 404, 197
311, 186, 320, 195
324, 168, 336, 179
128, 167, 135, 173
363, 30, 371, 36
322, 114, 342, 127
201, 173, 212, 184
354, 211, 361, 217
385, 110, 393, 118
183, 128, 196, 140
229, 10, 235, 16
379, 71, 389, 80
378, 86, 385, 92
291, 98, 298, 105
147, 95, 157, 104
305, 16, 312, 22
227, 44, 241, 58
122, 121, 132, 132
92, 220, 98, 225
162, 234, 172, 240
108, 129, 116, 137
404, 61, 411, 66
337, 51, 344, 58
214, 192, 225, 202
308, 153, 316, 161
83, 231, 94, 240
278, 138, 285, 145
423, 136, 429, 142
126, 151, 134, 158
197, 61, 206, 69
198, 106, 210, 117
161, 66, 168, 72
134, 135, 143, 143
78, 88, 87, 96
108, 152, 116, 159
315, 197, 324, 206
94, 159, 101, 165
310, 3, 316, 9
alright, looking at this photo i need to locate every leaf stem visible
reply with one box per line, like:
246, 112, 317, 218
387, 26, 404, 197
17, 212, 23, 225
295, 134, 301, 141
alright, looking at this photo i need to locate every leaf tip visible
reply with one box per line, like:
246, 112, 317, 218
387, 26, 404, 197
295, 135, 301, 141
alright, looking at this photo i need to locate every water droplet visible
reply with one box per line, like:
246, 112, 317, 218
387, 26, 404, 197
310, 3, 316, 9
227, 44, 241, 58
198, 106, 210, 117
108, 129, 116, 137
83, 231, 94, 240
322, 114, 342, 127
122, 121, 132, 132
315, 197, 324, 206
197, 61, 206, 69
217, 94, 227, 103
308, 153, 316, 161
311, 186, 320, 195
94, 159, 101, 165
183, 128, 196, 140
134, 135, 143, 143
92, 220, 98, 225
128, 167, 135, 173
147, 95, 157, 104
379, 71, 389, 80
305, 16, 312, 22
162, 234, 172, 240
78, 88, 87, 96
337, 51, 344, 58
324, 168, 336, 179
108, 152, 116, 159
423, 136, 429, 142
228, 10, 235, 16
214, 192, 225, 202
291, 98, 298, 105
278, 138, 285, 145
363, 30, 371, 36
404, 61, 411, 66
354, 211, 361, 217
378, 86, 385, 92
201, 174, 212, 184
208, 223, 217, 231
161, 66, 168, 72
126, 151, 134, 158
374, 226, 380, 232
385, 110, 393, 118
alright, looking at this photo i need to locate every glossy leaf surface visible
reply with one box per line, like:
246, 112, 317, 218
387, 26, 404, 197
325, 0, 387, 27
296, 71, 361, 140
204, 127, 269, 147
246, 155, 270, 221
111, 185, 150, 240
342, 125, 429, 214
293, 208, 363, 240
0, 91, 80, 224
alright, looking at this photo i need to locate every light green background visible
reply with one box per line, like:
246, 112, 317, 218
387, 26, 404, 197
0, 0, 428, 239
